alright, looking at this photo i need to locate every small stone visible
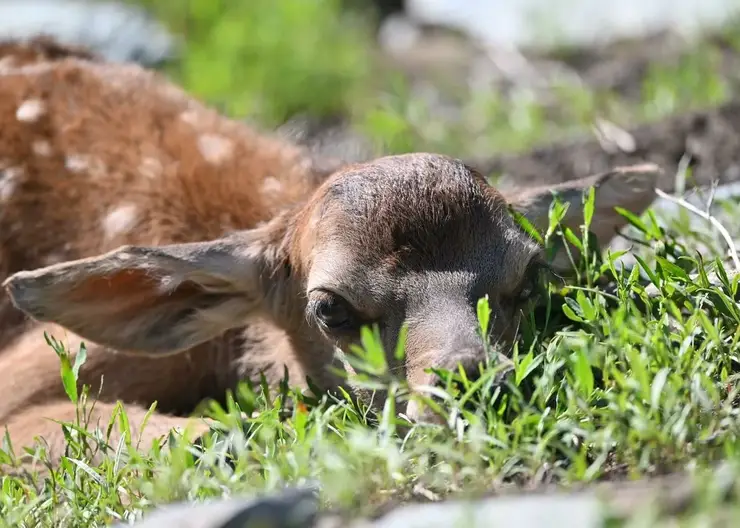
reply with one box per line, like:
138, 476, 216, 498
112, 487, 319, 528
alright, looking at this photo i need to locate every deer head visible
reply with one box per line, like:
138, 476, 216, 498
3, 153, 658, 419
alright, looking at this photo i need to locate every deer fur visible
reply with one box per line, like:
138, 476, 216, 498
0, 37, 660, 470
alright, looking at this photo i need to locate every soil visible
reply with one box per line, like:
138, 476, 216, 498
274, 20, 740, 527
475, 99, 740, 192
280, 25, 740, 194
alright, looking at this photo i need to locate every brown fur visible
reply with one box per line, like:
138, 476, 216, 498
0, 36, 98, 68
0, 39, 659, 470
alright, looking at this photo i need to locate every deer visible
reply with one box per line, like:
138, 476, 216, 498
0, 37, 660, 471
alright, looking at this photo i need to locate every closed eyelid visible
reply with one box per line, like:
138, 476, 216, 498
306, 286, 379, 321
308, 286, 359, 308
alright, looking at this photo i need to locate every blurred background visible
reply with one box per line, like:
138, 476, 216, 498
3, 0, 740, 169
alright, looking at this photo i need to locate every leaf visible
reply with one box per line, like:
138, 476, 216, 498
564, 296, 584, 317
634, 255, 660, 288
626, 347, 650, 402
703, 288, 740, 322
510, 208, 544, 244
645, 209, 664, 239
714, 257, 731, 292
379, 384, 397, 439
477, 295, 492, 339
576, 290, 596, 320
563, 227, 584, 252
546, 199, 569, 239
696, 253, 710, 287
515, 350, 536, 385
615, 206, 649, 235
72, 343, 87, 379
601, 249, 629, 276
562, 303, 584, 323
627, 264, 640, 287
394, 324, 409, 361
573, 349, 594, 398
59, 353, 78, 404
359, 324, 388, 375
67, 459, 105, 486
650, 368, 670, 411
583, 186, 595, 230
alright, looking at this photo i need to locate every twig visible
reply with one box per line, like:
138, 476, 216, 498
705, 179, 719, 214
655, 188, 740, 272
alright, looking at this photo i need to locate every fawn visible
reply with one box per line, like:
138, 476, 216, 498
0, 37, 659, 469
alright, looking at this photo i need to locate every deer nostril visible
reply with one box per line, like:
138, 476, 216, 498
463, 361, 485, 382
437, 349, 487, 384
405, 350, 499, 422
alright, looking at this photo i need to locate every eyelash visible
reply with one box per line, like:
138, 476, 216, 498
309, 292, 361, 333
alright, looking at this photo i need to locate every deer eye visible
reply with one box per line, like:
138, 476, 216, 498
309, 292, 357, 331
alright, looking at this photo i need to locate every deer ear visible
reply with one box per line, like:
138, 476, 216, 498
504, 164, 660, 270
3, 230, 285, 356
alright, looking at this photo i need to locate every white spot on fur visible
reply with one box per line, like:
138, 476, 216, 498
0, 56, 17, 73
0, 166, 22, 202
16, 99, 45, 122
180, 110, 199, 126
261, 176, 283, 195
103, 204, 138, 240
65, 154, 89, 173
158, 82, 187, 102
139, 157, 163, 179
63, 154, 107, 178
197, 134, 233, 165
0, 62, 58, 78
32, 140, 52, 157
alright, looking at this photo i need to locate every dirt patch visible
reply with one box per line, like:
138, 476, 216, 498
534, 30, 740, 101
280, 99, 740, 193
475, 99, 740, 192
278, 24, 740, 195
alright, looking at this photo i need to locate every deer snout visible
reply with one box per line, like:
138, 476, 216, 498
403, 342, 515, 424
438, 347, 490, 381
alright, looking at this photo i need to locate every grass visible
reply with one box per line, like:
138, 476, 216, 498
3, 1, 740, 526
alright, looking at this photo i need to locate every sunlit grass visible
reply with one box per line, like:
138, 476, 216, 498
3, 180, 740, 526
2, 1, 740, 526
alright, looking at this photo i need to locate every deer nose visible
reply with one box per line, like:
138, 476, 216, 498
404, 350, 488, 424
438, 347, 488, 382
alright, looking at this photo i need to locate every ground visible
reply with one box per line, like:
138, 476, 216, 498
3, 1, 740, 526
